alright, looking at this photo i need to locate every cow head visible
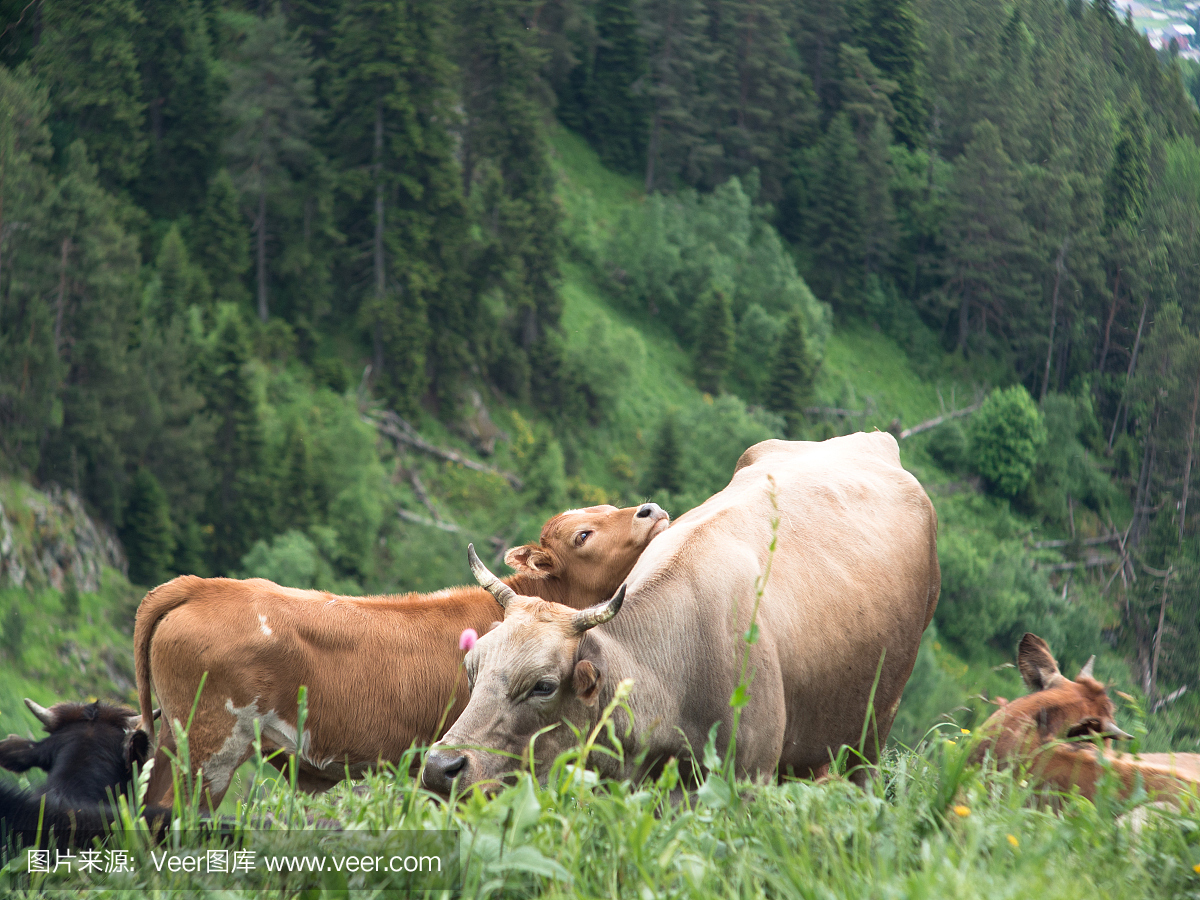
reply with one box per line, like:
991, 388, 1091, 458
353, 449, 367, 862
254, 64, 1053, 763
422, 547, 626, 796
976, 634, 1132, 764
0, 699, 157, 804
504, 503, 667, 607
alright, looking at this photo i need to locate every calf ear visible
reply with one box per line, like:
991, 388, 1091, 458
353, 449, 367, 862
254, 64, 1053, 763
572, 660, 603, 707
0, 735, 51, 773
504, 545, 555, 574
126, 729, 152, 767
1018, 633, 1064, 692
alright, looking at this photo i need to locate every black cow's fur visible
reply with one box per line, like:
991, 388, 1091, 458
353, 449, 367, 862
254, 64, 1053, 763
0, 700, 168, 848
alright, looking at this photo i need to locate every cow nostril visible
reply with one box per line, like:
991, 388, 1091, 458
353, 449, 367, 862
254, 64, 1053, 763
636, 505, 652, 518
443, 754, 467, 778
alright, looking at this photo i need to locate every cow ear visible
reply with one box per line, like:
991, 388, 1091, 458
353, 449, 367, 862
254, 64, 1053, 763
126, 729, 151, 767
0, 735, 49, 773
1018, 633, 1064, 692
572, 659, 603, 707
504, 545, 555, 574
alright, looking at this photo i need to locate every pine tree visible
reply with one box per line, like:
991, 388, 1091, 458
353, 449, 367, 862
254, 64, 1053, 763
586, 0, 649, 174
806, 113, 866, 311
222, 12, 324, 322
121, 467, 176, 586
328, 0, 467, 414
645, 414, 684, 495
190, 169, 252, 306
202, 310, 268, 575
276, 421, 319, 532
134, 0, 223, 219
31, 0, 146, 189
458, 0, 563, 400
152, 224, 211, 324
939, 120, 1035, 354
693, 284, 734, 394
766, 311, 817, 437
851, 0, 927, 148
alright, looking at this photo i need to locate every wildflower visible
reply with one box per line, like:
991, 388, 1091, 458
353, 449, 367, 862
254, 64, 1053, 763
459, 628, 478, 651
960, 728, 970, 735
1007, 834, 1019, 848
952, 805, 970, 818
1194, 863, 1200, 875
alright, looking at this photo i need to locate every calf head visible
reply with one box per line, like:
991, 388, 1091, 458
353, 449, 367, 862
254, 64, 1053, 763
505, 503, 668, 607
977, 634, 1132, 764
0, 699, 155, 804
423, 547, 625, 796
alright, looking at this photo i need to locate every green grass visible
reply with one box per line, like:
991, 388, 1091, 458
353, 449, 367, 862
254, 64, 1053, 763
4, 730, 1199, 898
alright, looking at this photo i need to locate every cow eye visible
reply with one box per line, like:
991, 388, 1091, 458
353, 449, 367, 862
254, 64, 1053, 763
574, 531, 592, 547
528, 680, 557, 699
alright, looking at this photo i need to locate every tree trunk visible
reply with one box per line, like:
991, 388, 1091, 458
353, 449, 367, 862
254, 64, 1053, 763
255, 188, 268, 322
373, 98, 386, 376
1180, 368, 1200, 543
1097, 267, 1121, 374
1107, 297, 1148, 450
1149, 567, 1172, 703
1041, 236, 1069, 402
1130, 407, 1158, 548
54, 237, 70, 352
957, 285, 969, 353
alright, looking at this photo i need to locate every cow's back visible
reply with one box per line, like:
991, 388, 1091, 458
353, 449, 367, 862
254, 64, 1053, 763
614, 432, 939, 777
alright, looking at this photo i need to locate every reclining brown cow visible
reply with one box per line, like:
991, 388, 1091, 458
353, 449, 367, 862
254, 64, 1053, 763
973, 633, 1200, 802
135, 503, 668, 809
423, 434, 941, 795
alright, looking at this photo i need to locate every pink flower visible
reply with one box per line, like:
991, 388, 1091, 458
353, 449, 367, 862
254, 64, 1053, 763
459, 628, 478, 651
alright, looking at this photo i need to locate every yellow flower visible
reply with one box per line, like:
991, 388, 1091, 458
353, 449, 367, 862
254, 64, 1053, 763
1007, 834, 1019, 848
945, 739, 957, 747
960, 728, 971, 735
1194, 863, 1200, 875
953, 805, 971, 818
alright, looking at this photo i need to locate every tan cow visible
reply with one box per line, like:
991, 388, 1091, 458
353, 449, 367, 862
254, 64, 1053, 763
973, 633, 1200, 802
135, 503, 668, 809
422, 433, 940, 794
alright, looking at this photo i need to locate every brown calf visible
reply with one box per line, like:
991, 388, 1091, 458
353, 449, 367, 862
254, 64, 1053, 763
135, 503, 668, 809
974, 633, 1200, 802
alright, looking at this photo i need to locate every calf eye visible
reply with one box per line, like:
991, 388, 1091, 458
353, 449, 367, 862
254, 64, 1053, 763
574, 531, 592, 547
529, 680, 557, 699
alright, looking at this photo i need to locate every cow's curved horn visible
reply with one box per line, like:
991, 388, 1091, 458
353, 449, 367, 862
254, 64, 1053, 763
1078, 656, 1096, 680
468, 544, 517, 610
572, 585, 626, 633
24, 698, 55, 729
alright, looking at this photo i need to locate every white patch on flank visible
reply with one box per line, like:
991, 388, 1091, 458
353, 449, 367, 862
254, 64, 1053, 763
203, 699, 266, 796
258, 614, 272, 636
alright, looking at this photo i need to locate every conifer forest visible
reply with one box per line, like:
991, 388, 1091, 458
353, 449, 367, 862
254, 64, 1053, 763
2, 0, 1200, 810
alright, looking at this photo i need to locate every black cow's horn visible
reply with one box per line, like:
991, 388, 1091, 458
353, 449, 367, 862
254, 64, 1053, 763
1078, 656, 1095, 680
572, 585, 626, 633
468, 543, 517, 610
24, 698, 55, 729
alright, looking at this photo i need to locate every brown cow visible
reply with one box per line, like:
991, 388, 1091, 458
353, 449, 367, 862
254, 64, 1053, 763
973, 633, 1200, 802
135, 502, 668, 809
423, 433, 940, 795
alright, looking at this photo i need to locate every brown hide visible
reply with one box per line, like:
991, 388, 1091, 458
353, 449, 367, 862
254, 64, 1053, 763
134, 503, 668, 808
974, 634, 1200, 802
424, 433, 941, 794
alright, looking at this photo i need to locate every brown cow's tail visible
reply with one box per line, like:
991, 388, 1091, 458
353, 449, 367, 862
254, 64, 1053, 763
134, 576, 202, 742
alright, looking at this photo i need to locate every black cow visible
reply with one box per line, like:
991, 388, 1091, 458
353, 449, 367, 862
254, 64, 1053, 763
0, 698, 166, 848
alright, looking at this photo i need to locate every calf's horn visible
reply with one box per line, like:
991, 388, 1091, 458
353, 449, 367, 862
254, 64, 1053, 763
24, 698, 55, 729
572, 585, 626, 633
1078, 656, 1095, 680
468, 543, 517, 610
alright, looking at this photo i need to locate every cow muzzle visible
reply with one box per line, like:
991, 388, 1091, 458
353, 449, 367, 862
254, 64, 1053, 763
636, 503, 669, 535
423, 747, 470, 796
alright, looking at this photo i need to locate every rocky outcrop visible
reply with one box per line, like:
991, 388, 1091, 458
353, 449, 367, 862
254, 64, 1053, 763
0, 480, 127, 592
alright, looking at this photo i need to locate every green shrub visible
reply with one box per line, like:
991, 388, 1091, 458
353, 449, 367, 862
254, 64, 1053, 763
926, 421, 967, 471
966, 386, 1046, 498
